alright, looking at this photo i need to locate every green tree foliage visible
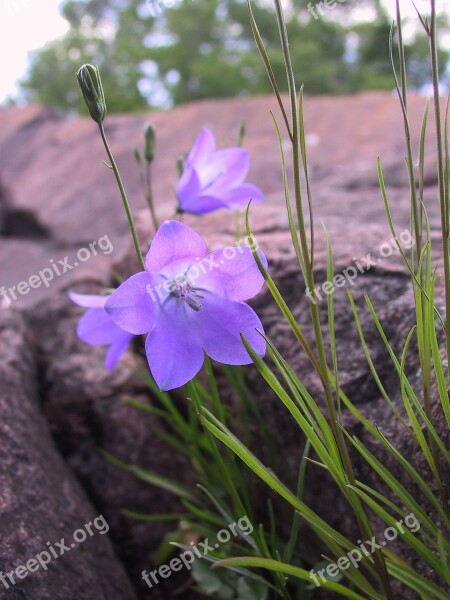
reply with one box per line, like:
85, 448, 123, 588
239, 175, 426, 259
21, 0, 151, 113
19, 0, 449, 114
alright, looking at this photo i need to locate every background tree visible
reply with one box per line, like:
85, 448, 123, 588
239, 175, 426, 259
20, 0, 449, 114
21, 0, 152, 113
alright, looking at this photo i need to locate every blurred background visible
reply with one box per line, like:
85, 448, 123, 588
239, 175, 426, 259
1, 0, 449, 114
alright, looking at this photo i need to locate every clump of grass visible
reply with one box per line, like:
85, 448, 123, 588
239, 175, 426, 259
79, 1, 449, 598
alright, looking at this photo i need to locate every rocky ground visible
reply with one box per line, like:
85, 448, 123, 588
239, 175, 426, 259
0, 92, 448, 599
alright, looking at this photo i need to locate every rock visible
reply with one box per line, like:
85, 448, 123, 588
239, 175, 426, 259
0, 92, 445, 308
0, 308, 138, 600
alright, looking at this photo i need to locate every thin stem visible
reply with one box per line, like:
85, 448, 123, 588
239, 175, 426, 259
395, 0, 423, 265
430, 0, 450, 374
203, 355, 226, 424
396, 0, 446, 516
144, 163, 159, 232
429, 0, 450, 520
274, 0, 353, 485
273, 1, 310, 271
99, 124, 145, 270
187, 380, 248, 520
273, 2, 394, 597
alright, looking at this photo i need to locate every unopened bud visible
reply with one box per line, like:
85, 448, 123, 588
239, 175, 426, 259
144, 123, 156, 164
238, 121, 246, 146
177, 154, 185, 177
77, 64, 106, 124
134, 147, 142, 165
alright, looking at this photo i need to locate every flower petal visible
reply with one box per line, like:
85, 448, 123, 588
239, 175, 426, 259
184, 183, 264, 214
198, 148, 249, 192
145, 220, 208, 273
177, 193, 228, 215
77, 307, 129, 345
185, 127, 216, 168
213, 183, 264, 210
105, 272, 158, 335
105, 335, 134, 371
194, 295, 266, 365
145, 301, 204, 390
176, 166, 202, 206
190, 246, 267, 301
69, 291, 108, 308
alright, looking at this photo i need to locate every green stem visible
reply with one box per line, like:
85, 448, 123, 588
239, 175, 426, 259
187, 379, 247, 519
273, 2, 394, 597
99, 124, 145, 271
396, 0, 446, 516
274, 0, 353, 485
428, 0, 450, 520
144, 163, 159, 232
395, 0, 423, 266
190, 381, 292, 600
429, 0, 450, 375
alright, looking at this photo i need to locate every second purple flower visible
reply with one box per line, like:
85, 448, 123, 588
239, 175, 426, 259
176, 127, 264, 214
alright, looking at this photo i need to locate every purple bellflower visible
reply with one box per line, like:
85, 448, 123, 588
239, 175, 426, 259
69, 292, 134, 371
176, 127, 264, 214
104, 220, 266, 391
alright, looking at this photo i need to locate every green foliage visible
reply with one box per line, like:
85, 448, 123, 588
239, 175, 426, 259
20, 0, 449, 113
77, 1, 449, 598
21, 0, 151, 113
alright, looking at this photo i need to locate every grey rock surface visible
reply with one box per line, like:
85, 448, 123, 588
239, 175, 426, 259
0, 309, 139, 600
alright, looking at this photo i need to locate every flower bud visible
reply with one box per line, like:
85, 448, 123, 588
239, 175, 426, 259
177, 154, 185, 177
134, 147, 142, 165
238, 121, 246, 146
144, 123, 156, 164
77, 64, 106, 125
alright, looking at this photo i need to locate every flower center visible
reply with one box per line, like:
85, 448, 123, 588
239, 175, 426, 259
169, 278, 203, 312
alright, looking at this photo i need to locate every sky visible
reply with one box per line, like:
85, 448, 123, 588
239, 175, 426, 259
0, 0, 68, 102
0, 0, 448, 104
